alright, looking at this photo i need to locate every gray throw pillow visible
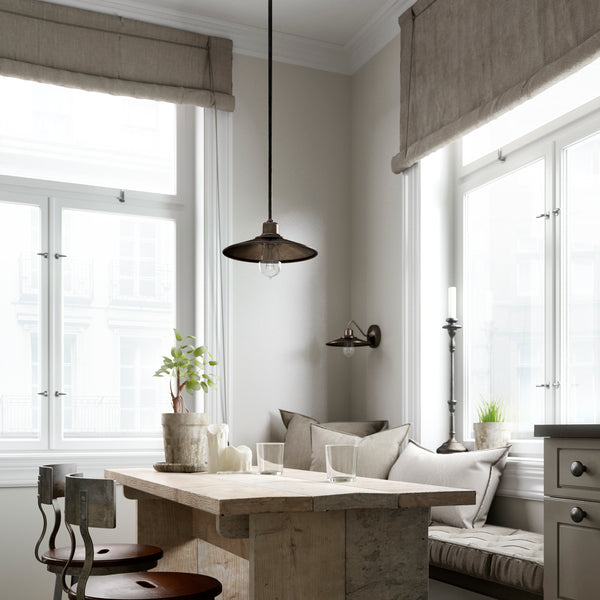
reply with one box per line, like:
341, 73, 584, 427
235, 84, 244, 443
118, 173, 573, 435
279, 409, 388, 470
309, 423, 411, 479
388, 440, 510, 528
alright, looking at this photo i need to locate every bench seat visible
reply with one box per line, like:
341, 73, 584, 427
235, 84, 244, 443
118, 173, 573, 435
429, 523, 544, 600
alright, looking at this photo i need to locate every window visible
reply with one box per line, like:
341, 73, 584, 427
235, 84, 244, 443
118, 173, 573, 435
0, 76, 176, 194
0, 77, 195, 453
460, 74, 600, 454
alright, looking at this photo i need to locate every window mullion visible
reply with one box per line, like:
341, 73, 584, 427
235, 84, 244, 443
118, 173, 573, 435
40, 197, 51, 450
552, 140, 564, 424
48, 196, 61, 449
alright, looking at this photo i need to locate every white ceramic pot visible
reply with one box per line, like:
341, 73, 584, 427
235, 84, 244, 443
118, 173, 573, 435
161, 412, 210, 468
473, 422, 511, 450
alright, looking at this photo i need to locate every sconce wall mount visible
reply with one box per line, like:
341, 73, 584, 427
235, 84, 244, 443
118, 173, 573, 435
326, 321, 381, 357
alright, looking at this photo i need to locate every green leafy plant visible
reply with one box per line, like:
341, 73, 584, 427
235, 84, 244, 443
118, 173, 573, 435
476, 396, 506, 423
153, 329, 218, 413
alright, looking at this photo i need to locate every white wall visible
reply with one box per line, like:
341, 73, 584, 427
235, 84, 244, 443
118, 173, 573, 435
349, 36, 405, 427
228, 54, 352, 447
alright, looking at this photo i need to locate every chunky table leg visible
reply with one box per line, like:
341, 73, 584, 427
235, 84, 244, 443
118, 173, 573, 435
128, 490, 250, 600
249, 507, 429, 600
345, 506, 429, 600
249, 510, 346, 600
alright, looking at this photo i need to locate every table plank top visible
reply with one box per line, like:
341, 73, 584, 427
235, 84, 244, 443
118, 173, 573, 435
106, 467, 475, 517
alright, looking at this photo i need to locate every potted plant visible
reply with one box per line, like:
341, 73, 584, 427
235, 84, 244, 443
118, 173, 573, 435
153, 329, 218, 470
473, 396, 511, 450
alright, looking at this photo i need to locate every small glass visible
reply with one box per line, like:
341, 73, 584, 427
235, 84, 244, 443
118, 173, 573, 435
256, 442, 284, 475
326, 444, 357, 482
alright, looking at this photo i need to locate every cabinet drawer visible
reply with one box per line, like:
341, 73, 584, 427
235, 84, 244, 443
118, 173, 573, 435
544, 497, 600, 600
545, 438, 600, 501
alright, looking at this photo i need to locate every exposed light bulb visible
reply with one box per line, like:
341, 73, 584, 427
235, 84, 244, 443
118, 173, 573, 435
259, 243, 281, 278
342, 343, 355, 358
259, 260, 281, 278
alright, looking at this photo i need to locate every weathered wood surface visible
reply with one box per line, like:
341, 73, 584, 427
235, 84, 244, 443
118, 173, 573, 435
250, 511, 346, 600
107, 467, 475, 515
109, 467, 474, 600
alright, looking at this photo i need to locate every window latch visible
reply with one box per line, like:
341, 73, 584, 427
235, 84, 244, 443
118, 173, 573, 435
552, 381, 561, 388
54, 253, 67, 259
54, 391, 67, 397
37, 252, 48, 259
536, 383, 550, 388
536, 213, 550, 220
37, 390, 48, 397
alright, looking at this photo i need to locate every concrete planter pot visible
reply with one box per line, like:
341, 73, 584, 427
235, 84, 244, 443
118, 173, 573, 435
473, 422, 511, 450
161, 412, 210, 470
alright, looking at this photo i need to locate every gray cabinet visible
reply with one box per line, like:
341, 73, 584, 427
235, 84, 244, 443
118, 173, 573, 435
536, 427, 600, 600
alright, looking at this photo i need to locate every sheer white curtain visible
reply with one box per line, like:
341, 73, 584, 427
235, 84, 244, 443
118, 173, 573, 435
198, 107, 232, 424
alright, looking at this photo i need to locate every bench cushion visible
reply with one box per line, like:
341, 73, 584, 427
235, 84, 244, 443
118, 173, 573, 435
429, 523, 544, 595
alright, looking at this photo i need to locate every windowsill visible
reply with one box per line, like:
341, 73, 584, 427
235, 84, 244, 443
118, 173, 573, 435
496, 455, 544, 501
0, 450, 164, 487
460, 438, 544, 501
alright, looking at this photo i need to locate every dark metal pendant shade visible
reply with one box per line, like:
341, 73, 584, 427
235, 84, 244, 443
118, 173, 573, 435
223, 220, 317, 263
222, 0, 317, 268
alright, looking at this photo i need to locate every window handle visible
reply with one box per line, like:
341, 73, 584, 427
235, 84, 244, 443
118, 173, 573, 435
552, 381, 561, 389
54, 253, 67, 259
536, 383, 549, 388
37, 252, 48, 259
54, 391, 67, 397
37, 391, 48, 397
536, 213, 550, 220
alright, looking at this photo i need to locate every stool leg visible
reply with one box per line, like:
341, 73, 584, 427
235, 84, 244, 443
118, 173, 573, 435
53, 573, 63, 600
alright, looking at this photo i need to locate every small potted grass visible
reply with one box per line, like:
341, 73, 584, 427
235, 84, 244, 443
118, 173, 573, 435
473, 396, 511, 450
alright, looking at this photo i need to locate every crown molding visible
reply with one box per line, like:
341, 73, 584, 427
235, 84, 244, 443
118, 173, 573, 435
43, 0, 414, 75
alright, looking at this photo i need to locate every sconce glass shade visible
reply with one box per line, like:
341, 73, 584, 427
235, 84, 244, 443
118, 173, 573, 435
223, 220, 317, 263
326, 323, 381, 353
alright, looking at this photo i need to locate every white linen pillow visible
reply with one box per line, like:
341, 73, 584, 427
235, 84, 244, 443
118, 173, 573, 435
388, 440, 510, 528
309, 423, 411, 479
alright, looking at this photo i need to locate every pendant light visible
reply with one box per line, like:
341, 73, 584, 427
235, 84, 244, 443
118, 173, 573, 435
222, 0, 318, 277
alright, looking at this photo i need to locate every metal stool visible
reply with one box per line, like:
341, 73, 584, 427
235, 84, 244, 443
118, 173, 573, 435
62, 474, 222, 600
35, 464, 163, 600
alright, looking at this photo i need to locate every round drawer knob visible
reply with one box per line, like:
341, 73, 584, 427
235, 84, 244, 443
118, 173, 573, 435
570, 507, 587, 523
570, 461, 587, 477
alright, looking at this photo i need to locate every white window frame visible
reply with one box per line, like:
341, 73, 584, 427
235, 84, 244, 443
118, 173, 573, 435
457, 98, 600, 459
0, 104, 212, 483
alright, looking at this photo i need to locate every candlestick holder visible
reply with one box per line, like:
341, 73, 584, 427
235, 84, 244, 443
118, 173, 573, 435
437, 317, 468, 454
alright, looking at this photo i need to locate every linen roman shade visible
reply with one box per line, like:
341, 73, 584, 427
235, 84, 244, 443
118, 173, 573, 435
392, 0, 600, 173
0, 0, 234, 110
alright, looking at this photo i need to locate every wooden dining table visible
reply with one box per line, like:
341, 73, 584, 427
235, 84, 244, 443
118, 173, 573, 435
105, 467, 474, 600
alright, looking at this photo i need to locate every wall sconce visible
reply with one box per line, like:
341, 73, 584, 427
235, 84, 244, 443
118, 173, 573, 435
326, 321, 381, 358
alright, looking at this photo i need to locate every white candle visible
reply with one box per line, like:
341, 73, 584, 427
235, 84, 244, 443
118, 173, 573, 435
448, 286, 457, 320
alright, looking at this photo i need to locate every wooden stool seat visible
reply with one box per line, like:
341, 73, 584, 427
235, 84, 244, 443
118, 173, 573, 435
68, 572, 222, 600
43, 543, 163, 573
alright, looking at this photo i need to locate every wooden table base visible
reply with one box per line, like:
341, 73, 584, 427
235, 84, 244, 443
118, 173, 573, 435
126, 487, 429, 600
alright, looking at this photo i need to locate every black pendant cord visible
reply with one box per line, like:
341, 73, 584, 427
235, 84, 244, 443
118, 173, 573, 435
268, 0, 273, 221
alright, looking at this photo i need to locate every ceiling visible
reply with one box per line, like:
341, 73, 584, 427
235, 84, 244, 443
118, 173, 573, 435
45, 0, 415, 74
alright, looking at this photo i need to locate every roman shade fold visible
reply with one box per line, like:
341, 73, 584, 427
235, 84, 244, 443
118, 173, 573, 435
392, 0, 600, 174
0, 0, 234, 110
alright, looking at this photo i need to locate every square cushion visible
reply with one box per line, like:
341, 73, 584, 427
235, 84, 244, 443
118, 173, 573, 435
279, 409, 388, 470
388, 440, 509, 528
309, 423, 411, 479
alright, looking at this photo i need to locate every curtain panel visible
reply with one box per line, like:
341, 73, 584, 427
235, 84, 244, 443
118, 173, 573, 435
392, 0, 600, 174
0, 0, 234, 110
